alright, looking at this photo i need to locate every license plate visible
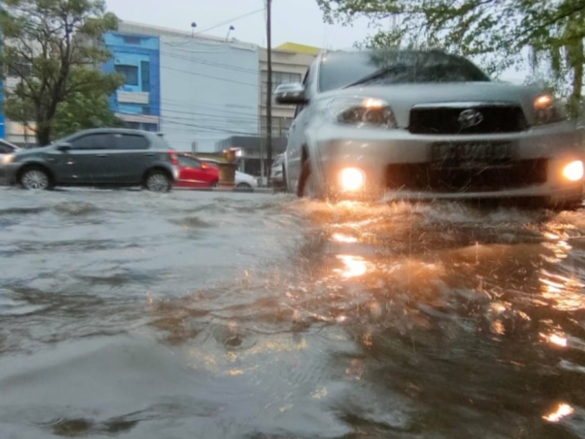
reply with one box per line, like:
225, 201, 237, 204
431, 142, 513, 168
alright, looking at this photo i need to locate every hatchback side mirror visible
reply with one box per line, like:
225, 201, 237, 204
57, 142, 72, 152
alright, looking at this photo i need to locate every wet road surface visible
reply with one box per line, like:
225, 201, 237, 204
1, 187, 585, 438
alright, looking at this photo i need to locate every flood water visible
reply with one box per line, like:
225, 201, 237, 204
1, 187, 585, 438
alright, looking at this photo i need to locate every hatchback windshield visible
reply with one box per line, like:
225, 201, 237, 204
318, 50, 491, 92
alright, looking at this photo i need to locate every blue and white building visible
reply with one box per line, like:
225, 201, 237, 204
104, 21, 260, 152
103, 30, 161, 132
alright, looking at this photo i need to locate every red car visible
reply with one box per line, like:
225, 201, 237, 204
175, 153, 219, 188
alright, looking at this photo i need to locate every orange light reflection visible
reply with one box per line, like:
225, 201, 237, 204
543, 403, 574, 422
540, 332, 568, 347
335, 255, 368, 278
332, 233, 358, 243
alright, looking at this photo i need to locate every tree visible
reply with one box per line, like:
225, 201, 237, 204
316, 0, 585, 113
4, 67, 125, 142
50, 70, 126, 139
0, 0, 122, 145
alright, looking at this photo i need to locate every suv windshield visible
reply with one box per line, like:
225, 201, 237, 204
319, 50, 491, 92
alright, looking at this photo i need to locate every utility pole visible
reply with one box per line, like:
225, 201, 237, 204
265, 0, 273, 185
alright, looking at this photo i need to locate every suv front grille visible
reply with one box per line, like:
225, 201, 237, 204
385, 159, 547, 192
409, 105, 528, 135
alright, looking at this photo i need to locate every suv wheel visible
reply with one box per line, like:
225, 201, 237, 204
282, 164, 288, 192
298, 161, 322, 199
19, 166, 51, 190
145, 170, 172, 192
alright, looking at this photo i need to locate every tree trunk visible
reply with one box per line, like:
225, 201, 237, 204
571, 57, 583, 118
568, 13, 584, 120
35, 121, 52, 146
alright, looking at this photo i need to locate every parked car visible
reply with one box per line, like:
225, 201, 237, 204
0, 128, 179, 192
270, 154, 286, 191
275, 49, 585, 208
175, 153, 219, 188
199, 158, 258, 190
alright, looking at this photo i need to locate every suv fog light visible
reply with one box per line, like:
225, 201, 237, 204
562, 160, 584, 182
339, 167, 365, 191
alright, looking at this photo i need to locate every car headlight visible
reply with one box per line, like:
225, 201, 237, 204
2, 154, 15, 164
325, 97, 397, 129
534, 93, 566, 125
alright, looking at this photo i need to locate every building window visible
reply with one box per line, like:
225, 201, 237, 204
260, 116, 292, 137
115, 64, 138, 86
123, 36, 141, 45
261, 71, 302, 105
140, 61, 150, 92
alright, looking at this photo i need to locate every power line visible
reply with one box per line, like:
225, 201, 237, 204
160, 64, 258, 87
194, 8, 264, 35
162, 52, 259, 75
160, 8, 265, 48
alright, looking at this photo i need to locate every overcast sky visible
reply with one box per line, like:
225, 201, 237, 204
105, 0, 526, 83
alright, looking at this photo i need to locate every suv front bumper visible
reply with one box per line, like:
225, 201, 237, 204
307, 120, 585, 204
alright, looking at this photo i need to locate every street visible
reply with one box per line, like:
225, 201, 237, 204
1, 188, 584, 438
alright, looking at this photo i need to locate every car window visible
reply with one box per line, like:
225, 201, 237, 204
112, 133, 149, 150
70, 133, 112, 150
179, 156, 201, 168
318, 50, 491, 92
156, 136, 174, 150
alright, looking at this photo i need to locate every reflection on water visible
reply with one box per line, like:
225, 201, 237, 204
334, 255, 369, 278
1, 190, 585, 438
544, 403, 575, 423
541, 332, 568, 348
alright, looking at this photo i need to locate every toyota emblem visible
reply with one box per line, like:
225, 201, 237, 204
458, 108, 484, 129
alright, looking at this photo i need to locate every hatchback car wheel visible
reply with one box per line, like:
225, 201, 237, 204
145, 170, 172, 192
19, 167, 51, 190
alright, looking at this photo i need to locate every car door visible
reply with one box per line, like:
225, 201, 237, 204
176, 156, 215, 188
47, 133, 111, 184
107, 133, 152, 184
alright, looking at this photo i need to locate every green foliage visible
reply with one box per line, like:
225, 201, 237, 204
51, 69, 126, 139
316, 0, 585, 110
0, 0, 121, 145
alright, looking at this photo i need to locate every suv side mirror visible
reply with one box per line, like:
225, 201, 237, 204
57, 142, 72, 152
275, 83, 307, 105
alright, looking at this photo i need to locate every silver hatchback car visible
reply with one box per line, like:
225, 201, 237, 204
275, 49, 585, 208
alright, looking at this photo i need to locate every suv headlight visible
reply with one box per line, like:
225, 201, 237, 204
534, 93, 566, 125
2, 154, 15, 164
325, 97, 397, 129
